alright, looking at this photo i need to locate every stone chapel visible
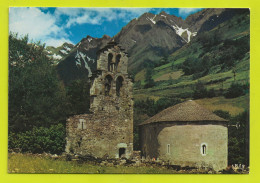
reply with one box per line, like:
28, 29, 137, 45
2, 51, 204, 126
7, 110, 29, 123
65, 41, 134, 159
139, 100, 228, 170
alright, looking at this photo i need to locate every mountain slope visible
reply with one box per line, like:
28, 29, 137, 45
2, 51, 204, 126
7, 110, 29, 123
113, 11, 196, 73
57, 35, 111, 84
55, 8, 248, 85
185, 8, 249, 33
45, 42, 74, 65
133, 9, 250, 115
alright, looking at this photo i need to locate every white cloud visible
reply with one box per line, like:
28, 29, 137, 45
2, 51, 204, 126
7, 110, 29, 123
10, 8, 188, 47
54, 8, 83, 17
10, 7, 155, 47
9, 7, 73, 47
44, 38, 74, 47
178, 8, 202, 16
55, 8, 152, 28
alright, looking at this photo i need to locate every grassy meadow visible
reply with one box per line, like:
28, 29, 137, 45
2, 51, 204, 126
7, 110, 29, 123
8, 153, 181, 174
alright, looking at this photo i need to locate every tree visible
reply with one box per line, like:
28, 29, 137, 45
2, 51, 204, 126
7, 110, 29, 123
192, 81, 208, 99
228, 111, 249, 166
224, 82, 246, 98
9, 33, 68, 132
214, 110, 249, 166
232, 67, 237, 81
66, 79, 90, 115
144, 68, 155, 88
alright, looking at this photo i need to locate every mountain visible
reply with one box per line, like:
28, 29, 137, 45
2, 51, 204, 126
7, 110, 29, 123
113, 11, 194, 73
45, 42, 74, 65
185, 8, 249, 33
133, 8, 249, 115
57, 35, 111, 84
55, 8, 248, 84
114, 8, 244, 73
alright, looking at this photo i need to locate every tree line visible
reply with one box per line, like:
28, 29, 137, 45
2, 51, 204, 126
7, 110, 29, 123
8, 33, 90, 154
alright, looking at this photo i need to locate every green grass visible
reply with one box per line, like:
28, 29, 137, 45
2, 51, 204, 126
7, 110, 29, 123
195, 94, 249, 116
134, 69, 146, 84
154, 71, 183, 82
8, 153, 180, 174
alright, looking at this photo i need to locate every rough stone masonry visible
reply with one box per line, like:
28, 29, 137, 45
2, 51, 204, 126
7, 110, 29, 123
65, 41, 134, 159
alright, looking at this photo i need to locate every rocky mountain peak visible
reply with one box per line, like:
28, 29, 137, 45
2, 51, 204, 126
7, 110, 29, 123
57, 8, 245, 84
102, 34, 111, 39
159, 10, 168, 16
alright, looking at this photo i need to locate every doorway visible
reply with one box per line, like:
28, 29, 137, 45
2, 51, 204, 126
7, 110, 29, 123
119, 148, 126, 158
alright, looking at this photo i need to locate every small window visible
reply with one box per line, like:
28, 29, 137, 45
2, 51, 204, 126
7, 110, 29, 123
167, 144, 170, 154
78, 119, 86, 130
116, 76, 124, 96
104, 75, 113, 96
201, 143, 207, 156
115, 54, 121, 71
108, 53, 113, 71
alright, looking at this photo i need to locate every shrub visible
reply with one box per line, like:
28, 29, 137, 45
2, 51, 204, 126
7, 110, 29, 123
8, 124, 66, 154
192, 81, 208, 99
207, 88, 216, 98
224, 82, 248, 98
213, 110, 231, 120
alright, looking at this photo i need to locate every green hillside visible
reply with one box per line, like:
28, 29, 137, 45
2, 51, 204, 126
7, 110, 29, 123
133, 10, 250, 116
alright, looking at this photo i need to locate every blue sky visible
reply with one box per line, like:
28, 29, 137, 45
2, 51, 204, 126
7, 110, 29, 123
9, 8, 202, 47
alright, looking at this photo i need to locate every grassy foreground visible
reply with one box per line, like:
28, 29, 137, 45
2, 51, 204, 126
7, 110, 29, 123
8, 153, 179, 174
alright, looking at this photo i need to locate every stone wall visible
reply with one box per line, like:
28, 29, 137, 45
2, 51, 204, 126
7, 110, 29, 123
66, 43, 133, 159
140, 121, 228, 171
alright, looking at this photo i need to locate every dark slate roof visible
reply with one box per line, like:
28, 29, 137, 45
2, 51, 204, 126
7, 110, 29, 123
139, 100, 228, 125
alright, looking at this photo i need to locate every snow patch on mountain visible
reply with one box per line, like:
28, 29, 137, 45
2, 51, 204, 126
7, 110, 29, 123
186, 30, 197, 42
172, 24, 197, 43
88, 37, 93, 42
75, 50, 92, 77
172, 24, 186, 37
191, 32, 197, 36
87, 56, 95, 63
53, 54, 62, 60
76, 42, 81, 48
63, 45, 71, 52
60, 49, 68, 55
75, 50, 81, 67
147, 15, 157, 24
